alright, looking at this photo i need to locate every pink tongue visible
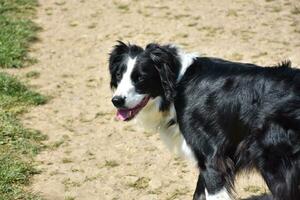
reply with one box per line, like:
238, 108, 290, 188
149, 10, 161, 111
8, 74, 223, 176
117, 109, 131, 121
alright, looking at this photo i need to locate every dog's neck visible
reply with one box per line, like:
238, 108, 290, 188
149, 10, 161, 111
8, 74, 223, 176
135, 50, 198, 157
135, 48, 198, 131
135, 96, 174, 131
135, 97, 185, 154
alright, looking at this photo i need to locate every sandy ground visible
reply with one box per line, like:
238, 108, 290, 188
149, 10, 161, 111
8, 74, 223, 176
6, 0, 300, 199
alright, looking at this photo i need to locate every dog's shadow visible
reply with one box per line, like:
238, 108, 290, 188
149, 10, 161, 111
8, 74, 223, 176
241, 194, 272, 200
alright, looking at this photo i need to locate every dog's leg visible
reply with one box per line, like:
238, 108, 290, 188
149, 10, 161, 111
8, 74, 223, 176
190, 147, 235, 200
204, 187, 232, 200
255, 125, 300, 200
183, 132, 235, 200
259, 159, 300, 200
201, 163, 234, 200
193, 171, 233, 200
193, 174, 206, 200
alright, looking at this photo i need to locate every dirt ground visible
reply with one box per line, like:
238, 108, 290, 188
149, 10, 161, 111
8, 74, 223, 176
6, 0, 300, 199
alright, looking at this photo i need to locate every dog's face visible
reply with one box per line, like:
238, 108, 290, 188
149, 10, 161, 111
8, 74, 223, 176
109, 41, 180, 121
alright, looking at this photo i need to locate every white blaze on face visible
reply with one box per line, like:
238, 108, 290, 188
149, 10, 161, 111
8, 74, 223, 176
113, 57, 146, 108
205, 188, 232, 200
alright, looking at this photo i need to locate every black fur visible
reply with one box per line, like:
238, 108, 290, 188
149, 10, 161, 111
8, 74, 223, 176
141, 44, 181, 110
175, 57, 300, 200
109, 42, 300, 200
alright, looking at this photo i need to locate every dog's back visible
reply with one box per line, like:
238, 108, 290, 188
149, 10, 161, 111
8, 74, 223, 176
175, 57, 300, 200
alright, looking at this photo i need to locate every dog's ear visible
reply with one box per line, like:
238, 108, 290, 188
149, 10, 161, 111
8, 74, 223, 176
149, 47, 177, 104
146, 43, 159, 50
109, 41, 129, 68
154, 63, 176, 102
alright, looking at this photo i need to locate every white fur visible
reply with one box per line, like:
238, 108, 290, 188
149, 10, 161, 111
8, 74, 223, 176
136, 97, 197, 163
205, 188, 232, 200
177, 49, 198, 82
113, 57, 146, 108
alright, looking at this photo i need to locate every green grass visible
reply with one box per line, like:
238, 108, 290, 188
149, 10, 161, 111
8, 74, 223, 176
0, 73, 47, 114
26, 71, 40, 79
127, 177, 150, 190
0, 1, 46, 199
0, 73, 47, 200
0, 0, 39, 68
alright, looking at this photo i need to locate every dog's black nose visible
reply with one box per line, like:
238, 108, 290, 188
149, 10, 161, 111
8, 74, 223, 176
112, 96, 125, 108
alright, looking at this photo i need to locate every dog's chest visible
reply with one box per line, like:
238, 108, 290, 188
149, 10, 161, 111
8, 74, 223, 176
135, 99, 196, 162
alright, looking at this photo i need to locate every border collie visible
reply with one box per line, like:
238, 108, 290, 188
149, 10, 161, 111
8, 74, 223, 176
108, 41, 300, 200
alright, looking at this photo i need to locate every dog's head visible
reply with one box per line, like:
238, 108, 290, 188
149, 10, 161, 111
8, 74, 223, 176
109, 41, 180, 121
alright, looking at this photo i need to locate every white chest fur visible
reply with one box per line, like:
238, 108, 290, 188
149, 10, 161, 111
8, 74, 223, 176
135, 97, 196, 163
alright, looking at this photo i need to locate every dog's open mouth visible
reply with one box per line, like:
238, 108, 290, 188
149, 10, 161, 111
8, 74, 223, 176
116, 96, 150, 121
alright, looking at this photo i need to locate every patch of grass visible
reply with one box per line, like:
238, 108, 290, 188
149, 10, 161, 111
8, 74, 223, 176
49, 139, 65, 149
173, 14, 190, 19
0, 0, 39, 68
127, 177, 150, 190
175, 33, 189, 39
227, 9, 238, 17
0, 1, 45, 198
54, 1, 66, 6
0, 111, 46, 155
115, 4, 129, 12
117, 4, 129, 10
290, 21, 298, 27
0, 155, 40, 200
166, 187, 190, 200
123, 125, 135, 132
294, 29, 300, 34
269, 6, 282, 13
0, 73, 47, 199
0, 73, 47, 114
62, 157, 73, 164
291, 7, 300, 15
187, 22, 198, 27
65, 196, 76, 200
87, 22, 97, 29
62, 178, 81, 191
26, 71, 40, 79
94, 111, 110, 118
0, 17, 39, 68
69, 21, 79, 27
148, 188, 162, 195
83, 174, 100, 182
0, 0, 38, 18
104, 160, 119, 168
197, 26, 224, 37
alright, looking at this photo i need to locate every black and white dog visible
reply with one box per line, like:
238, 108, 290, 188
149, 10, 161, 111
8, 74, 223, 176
108, 41, 300, 200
